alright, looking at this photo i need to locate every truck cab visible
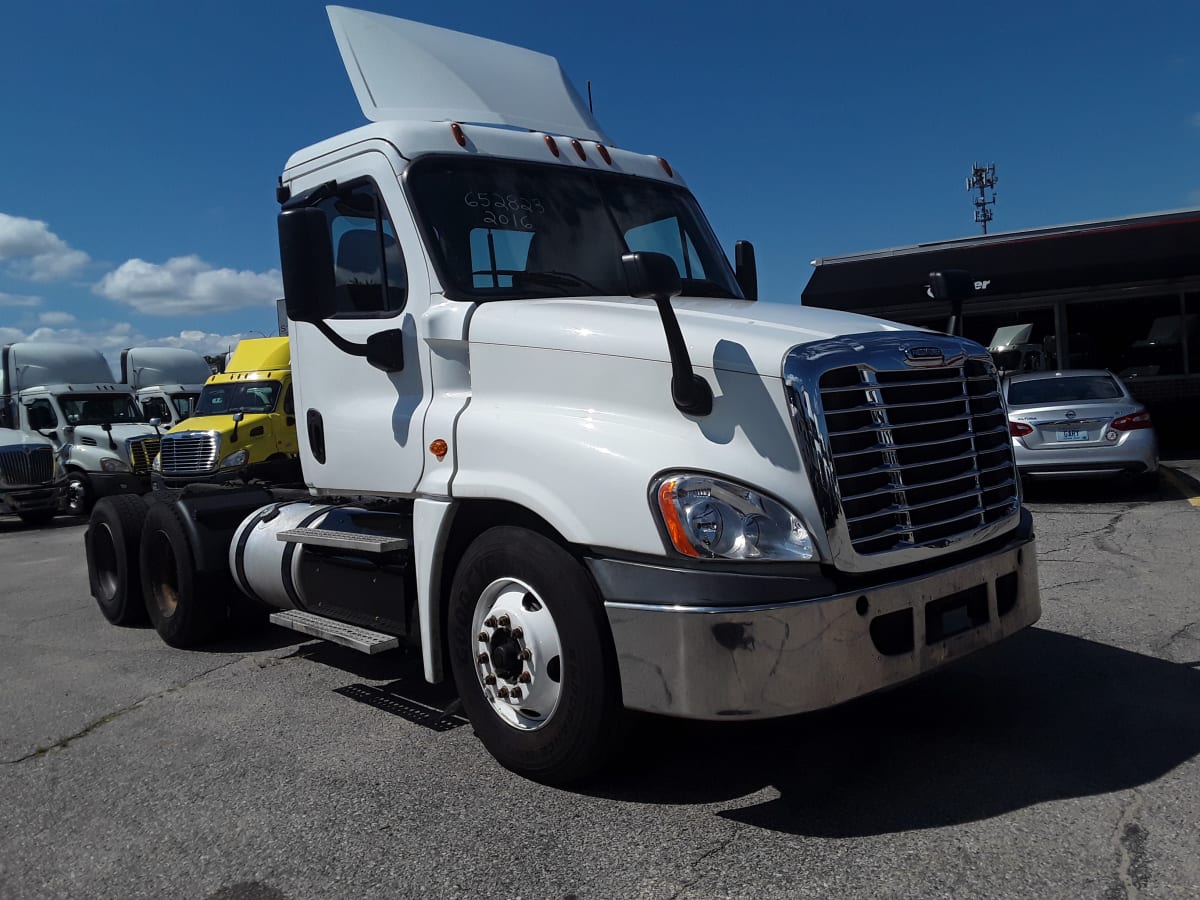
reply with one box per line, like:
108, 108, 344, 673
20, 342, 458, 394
85, 7, 1041, 784
152, 337, 299, 487
120, 347, 211, 427
2, 341, 160, 515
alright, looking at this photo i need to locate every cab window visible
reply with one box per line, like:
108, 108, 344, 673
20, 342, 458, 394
315, 180, 408, 317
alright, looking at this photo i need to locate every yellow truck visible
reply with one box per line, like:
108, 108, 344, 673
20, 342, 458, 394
152, 337, 300, 487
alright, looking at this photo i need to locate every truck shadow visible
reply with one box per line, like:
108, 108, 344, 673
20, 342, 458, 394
584, 628, 1200, 837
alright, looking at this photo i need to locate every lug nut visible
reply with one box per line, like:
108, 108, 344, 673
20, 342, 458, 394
477, 652, 489, 664
518, 671, 531, 684
497, 614, 511, 628
498, 686, 510, 698
477, 631, 489, 642
484, 616, 498, 628
510, 687, 522, 700
520, 648, 532, 660
483, 675, 496, 685
511, 626, 524, 640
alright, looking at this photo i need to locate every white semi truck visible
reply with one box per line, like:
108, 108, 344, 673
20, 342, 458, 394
119, 346, 212, 426
84, 7, 1041, 783
2, 342, 161, 515
0, 426, 65, 526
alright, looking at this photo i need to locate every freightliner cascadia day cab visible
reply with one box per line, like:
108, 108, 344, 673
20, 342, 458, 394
84, 7, 1041, 783
0, 427, 66, 526
3, 341, 160, 515
152, 337, 299, 487
120, 346, 212, 427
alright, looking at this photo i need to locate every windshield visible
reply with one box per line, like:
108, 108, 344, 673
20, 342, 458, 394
60, 394, 145, 425
407, 156, 742, 301
195, 381, 281, 417
1007, 375, 1124, 406
170, 393, 198, 420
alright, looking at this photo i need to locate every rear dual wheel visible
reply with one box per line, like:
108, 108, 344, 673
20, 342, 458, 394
86, 494, 151, 625
447, 526, 624, 784
139, 502, 229, 648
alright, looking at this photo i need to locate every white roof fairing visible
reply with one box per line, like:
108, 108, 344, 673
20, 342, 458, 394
326, 6, 610, 144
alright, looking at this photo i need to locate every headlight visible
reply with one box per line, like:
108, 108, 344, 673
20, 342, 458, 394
100, 457, 130, 473
220, 449, 249, 469
653, 473, 816, 561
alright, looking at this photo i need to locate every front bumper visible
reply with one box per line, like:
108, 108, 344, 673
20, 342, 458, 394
595, 529, 1040, 720
153, 457, 300, 489
0, 481, 67, 514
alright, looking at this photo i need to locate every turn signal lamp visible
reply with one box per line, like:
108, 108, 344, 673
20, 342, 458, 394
429, 439, 448, 461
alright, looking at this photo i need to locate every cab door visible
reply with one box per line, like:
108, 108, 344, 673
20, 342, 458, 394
287, 151, 432, 496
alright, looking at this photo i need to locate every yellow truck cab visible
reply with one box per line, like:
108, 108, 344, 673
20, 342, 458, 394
152, 337, 300, 487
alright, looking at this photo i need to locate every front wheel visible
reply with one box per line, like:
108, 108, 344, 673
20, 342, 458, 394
447, 526, 624, 784
65, 472, 92, 516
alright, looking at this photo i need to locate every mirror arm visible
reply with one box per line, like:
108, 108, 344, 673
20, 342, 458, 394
653, 296, 713, 417
313, 319, 369, 357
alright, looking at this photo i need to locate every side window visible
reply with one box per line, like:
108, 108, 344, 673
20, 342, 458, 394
142, 397, 170, 422
27, 399, 58, 430
625, 217, 707, 281
283, 385, 295, 416
317, 180, 408, 317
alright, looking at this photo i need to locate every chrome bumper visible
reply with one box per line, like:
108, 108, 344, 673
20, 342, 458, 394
602, 536, 1040, 720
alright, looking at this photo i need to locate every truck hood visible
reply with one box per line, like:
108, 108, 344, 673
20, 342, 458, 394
0, 428, 54, 450
165, 413, 270, 437
72, 423, 158, 448
467, 296, 911, 376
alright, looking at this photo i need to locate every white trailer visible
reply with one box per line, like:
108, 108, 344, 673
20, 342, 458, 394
2, 342, 160, 514
85, 7, 1041, 783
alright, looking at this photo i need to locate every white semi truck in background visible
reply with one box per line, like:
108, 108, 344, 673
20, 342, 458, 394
0, 426, 65, 526
119, 346, 212, 426
2, 342, 161, 515
85, 7, 1041, 783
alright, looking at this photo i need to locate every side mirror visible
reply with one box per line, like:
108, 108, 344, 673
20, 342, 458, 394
232, 411, 245, 423
622, 251, 682, 300
366, 329, 406, 373
148, 417, 162, 427
735, 240, 758, 301
278, 207, 336, 324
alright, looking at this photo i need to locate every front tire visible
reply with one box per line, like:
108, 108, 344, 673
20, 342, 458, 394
139, 502, 226, 647
447, 526, 624, 784
86, 494, 150, 625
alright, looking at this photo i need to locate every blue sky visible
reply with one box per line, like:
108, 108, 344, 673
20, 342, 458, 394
1, 0, 1197, 361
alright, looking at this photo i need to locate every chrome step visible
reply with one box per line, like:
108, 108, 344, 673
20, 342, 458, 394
269, 609, 399, 654
276, 527, 409, 553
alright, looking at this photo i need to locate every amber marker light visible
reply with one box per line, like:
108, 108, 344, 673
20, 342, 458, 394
429, 439, 448, 461
657, 157, 674, 177
596, 144, 613, 165
657, 478, 699, 557
570, 139, 587, 160
544, 134, 560, 157
450, 123, 467, 147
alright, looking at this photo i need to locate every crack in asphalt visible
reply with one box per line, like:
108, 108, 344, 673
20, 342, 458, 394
1105, 793, 1148, 900
0, 653, 289, 766
663, 824, 744, 900
1154, 621, 1199, 658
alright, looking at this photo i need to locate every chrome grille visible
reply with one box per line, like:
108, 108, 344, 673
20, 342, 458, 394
127, 437, 161, 475
0, 446, 54, 487
785, 332, 1020, 572
159, 432, 219, 475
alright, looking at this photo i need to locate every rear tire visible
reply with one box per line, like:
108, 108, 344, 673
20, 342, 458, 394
17, 508, 57, 527
447, 526, 624, 784
139, 502, 226, 647
86, 494, 150, 625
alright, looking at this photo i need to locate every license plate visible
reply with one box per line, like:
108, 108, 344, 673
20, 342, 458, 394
1056, 429, 1089, 442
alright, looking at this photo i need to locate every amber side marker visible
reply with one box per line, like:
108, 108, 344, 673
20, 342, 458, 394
450, 123, 467, 147
429, 439, 448, 461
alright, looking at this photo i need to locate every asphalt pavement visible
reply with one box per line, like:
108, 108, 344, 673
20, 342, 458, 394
1, 467, 1198, 899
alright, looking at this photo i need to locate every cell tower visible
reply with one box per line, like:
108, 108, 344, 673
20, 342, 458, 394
966, 162, 997, 234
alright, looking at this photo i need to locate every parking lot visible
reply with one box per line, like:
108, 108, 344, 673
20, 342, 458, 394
2, 470, 1199, 900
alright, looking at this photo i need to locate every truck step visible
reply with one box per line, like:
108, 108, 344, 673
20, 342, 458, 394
269, 610, 399, 654
276, 527, 409, 553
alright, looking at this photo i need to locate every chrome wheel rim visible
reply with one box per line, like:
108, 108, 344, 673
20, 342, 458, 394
471, 577, 562, 731
66, 478, 86, 514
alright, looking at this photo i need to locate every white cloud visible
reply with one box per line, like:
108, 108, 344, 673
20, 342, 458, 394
0, 212, 92, 281
0, 291, 42, 308
95, 254, 283, 315
38, 311, 77, 325
0, 323, 254, 367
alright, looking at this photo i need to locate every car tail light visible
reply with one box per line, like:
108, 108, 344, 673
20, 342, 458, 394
1111, 411, 1153, 431
1009, 420, 1034, 437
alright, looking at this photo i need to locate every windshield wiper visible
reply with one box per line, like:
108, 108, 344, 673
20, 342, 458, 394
679, 277, 740, 300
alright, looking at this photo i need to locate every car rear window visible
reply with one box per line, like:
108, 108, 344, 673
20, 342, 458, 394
1007, 375, 1123, 406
